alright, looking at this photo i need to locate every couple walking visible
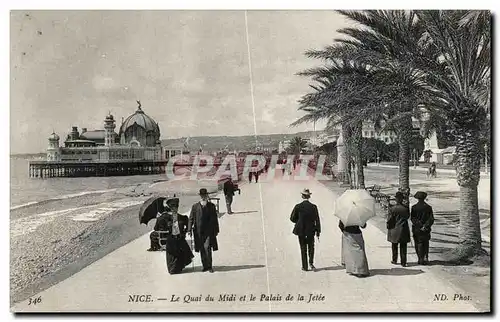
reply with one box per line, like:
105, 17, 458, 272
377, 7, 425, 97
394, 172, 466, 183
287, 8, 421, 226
387, 191, 434, 266
289, 188, 369, 277
148, 188, 220, 274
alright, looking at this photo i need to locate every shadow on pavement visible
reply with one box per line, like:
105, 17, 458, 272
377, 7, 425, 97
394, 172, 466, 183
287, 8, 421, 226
182, 264, 265, 273
432, 231, 458, 238
427, 259, 474, 266
230, 211, 259, 215
315, 265, 345, 272
369, 268, 424, 276
212, 264, 266, 272
431, 238, 459, 245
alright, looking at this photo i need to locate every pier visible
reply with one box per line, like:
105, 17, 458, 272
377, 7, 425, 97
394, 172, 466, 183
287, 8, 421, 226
28, 160, 168, 178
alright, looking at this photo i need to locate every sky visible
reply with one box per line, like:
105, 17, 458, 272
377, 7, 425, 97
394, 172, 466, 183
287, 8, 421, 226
10, 10, 351, 154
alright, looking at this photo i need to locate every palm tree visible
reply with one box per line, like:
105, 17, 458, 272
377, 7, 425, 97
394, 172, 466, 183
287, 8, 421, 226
414, 11, 491, 260
318, 10, 439, 199
287, 136, 308, 155
292, 60, 373, 188
293, 10, 490, 260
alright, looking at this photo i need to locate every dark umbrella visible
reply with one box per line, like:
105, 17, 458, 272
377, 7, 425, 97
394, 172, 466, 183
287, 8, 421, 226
139, 196, 167, 225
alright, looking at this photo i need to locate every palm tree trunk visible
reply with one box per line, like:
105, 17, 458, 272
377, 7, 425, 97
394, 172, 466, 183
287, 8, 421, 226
396, 116, 412, 202
352, 122, 365, 189
340, 124, 352, 185
450, 127, 485, 261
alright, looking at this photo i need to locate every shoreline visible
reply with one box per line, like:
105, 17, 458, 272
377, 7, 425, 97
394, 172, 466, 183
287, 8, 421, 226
10, 179, 223, 306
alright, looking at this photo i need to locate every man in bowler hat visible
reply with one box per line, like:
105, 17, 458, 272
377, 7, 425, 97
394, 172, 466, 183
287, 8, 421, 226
387, 192, 411, 267
290, 189, 321, 271
411, 191, 434, 265
188, 188, 220, 272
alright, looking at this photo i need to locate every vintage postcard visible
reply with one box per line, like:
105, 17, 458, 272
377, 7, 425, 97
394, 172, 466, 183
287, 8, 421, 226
10, 9, 491, 313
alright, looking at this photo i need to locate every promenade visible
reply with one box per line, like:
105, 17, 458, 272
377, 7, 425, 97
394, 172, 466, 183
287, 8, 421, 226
13, 170, 483, 312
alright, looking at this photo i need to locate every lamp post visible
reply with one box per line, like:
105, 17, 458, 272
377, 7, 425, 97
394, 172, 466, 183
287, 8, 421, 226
485, 144, 488, 174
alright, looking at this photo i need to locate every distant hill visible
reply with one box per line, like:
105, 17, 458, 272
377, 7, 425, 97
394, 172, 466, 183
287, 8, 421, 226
162, 131, 325, 152
10, 152, 46, 159
13, 131, 326, 155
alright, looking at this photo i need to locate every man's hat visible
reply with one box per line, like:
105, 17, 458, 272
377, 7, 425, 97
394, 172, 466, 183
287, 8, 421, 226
395, 191, 404, 199
301, 189, 312, 196
199, 188, 209, 196
414, 191, 428, 200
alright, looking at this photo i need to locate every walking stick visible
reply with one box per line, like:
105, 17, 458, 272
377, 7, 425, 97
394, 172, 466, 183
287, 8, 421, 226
190, 230, 195, 270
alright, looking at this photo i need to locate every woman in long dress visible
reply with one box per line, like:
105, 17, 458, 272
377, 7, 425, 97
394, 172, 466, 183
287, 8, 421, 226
339, 220, 369, 277
163, 198, 194, 274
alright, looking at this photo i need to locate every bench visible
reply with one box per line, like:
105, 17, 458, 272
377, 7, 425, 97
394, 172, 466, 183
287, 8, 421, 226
365, 184, 382, 199
209, 197, 221, 215
377, 193, 397, 211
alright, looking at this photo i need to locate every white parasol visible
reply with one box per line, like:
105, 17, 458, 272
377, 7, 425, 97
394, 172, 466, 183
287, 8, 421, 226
333, 189, 376, 226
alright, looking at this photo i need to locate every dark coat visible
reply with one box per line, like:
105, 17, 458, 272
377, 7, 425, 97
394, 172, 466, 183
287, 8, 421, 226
411, 201, 434, 241
158, 214, 189, 238
188, 201, 219, 252
223, 180, 236, 196
338, 220, 365, 234
290, 200, 321, 237
387, 203, 411, 243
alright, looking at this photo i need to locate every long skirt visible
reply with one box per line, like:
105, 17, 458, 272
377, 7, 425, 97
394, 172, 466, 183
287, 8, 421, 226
165, 237, 194, 274
342, 232, 369, 276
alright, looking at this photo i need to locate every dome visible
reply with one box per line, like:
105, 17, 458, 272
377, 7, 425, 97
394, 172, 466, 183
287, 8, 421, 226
49, 132, 60, 141
119, 104, 160, 135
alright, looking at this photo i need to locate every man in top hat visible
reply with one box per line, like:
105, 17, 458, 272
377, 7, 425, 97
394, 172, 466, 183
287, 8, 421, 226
290, 189, 321, 271
188, 188, 220, 273
410, 191, 434, 265
148, 197, 179, 251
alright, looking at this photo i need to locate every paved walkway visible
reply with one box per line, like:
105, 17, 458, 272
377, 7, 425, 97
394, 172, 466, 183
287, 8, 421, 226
13, 171, 481, 312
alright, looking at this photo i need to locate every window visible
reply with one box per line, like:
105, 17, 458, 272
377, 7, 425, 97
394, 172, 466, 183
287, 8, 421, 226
370, 131, 374, 137
385, 137, 389, 143
364, 131, 368, 137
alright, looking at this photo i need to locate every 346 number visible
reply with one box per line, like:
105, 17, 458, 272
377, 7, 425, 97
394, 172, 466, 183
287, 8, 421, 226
28, 296, 42, 305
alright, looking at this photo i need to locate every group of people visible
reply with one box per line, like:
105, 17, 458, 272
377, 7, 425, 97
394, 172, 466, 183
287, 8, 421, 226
148, 179, 434, 277
289, 188, 434, 277
387, 191, 435, 266
148, 188, 220, 274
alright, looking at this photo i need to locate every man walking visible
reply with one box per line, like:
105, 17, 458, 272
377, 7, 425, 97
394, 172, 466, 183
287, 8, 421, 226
387, 192, 411, 267
290, 189, 321, 271
411, 191, 434, 265
188, 188, 220, 273
223, 177, 236, 214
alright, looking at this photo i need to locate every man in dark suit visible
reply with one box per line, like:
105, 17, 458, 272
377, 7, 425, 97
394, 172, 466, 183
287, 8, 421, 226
290, 189, 321, 271
411, 191, 434, 265
188, 188, 220, 273
387, 192, 411, 267
223, 178, 236, 214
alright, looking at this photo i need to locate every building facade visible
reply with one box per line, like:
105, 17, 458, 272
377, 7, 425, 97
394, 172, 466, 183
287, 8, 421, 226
46, 102, 164, 162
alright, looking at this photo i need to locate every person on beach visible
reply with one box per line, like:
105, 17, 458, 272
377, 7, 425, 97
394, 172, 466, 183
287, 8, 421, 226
223, 177, 237, 214
162, 197, 194, 274
188, 188, 220, 273
387, 192, 411, 267
411, 191, 434, 265
338, 220, 370, 277
290, 189, 321, 272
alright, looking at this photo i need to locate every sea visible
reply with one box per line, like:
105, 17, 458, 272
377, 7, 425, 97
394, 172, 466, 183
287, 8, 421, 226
10, 156, 166, 210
